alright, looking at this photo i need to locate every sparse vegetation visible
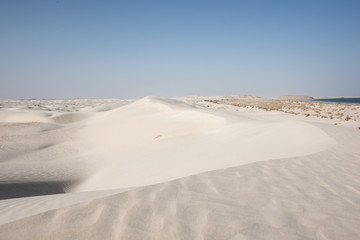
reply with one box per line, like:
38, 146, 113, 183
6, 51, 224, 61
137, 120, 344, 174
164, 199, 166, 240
206, 99, 360, 122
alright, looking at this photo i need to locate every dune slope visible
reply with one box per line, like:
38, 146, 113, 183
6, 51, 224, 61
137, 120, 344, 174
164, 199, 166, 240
0, 123, 359, 240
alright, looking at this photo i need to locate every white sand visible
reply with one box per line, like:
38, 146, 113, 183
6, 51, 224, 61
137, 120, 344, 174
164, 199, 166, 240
0, 97, 359, 239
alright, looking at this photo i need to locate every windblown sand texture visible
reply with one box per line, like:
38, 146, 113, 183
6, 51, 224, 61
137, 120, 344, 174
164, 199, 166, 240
0, 97, 359, 240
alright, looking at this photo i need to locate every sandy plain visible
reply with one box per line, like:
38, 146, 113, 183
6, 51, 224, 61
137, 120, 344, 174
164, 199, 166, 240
0, 96, 359, 240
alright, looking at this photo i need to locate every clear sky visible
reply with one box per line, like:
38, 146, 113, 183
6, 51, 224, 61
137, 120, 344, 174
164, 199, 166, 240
1, 0, 359, 99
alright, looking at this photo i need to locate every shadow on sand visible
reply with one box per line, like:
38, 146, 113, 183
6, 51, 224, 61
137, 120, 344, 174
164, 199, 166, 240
0, 181, 76, 200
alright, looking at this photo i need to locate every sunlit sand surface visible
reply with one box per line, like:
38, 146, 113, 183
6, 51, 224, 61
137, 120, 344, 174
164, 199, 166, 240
0, 96, 359, 239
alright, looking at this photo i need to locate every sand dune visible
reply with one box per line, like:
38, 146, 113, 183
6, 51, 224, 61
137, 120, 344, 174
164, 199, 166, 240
74, 96, 335, 192
51, 112, 96, 124
0, 96, 359, 239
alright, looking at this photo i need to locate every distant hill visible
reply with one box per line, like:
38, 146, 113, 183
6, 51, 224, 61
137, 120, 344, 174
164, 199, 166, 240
223, 95, 262, 99
280, 95, 313, 100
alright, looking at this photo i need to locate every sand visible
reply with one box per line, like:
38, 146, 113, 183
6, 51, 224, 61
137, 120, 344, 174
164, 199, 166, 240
0, 96, 359, 239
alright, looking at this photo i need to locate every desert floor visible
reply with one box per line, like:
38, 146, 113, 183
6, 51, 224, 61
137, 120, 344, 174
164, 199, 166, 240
0, 96, 359, 240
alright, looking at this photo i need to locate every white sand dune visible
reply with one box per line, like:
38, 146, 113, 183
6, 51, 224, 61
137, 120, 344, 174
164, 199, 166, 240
0, 97, 359, 239
74, 96, 335, 192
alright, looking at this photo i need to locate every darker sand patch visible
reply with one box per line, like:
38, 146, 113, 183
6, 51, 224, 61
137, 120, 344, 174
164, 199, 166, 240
0, 181, 78, 200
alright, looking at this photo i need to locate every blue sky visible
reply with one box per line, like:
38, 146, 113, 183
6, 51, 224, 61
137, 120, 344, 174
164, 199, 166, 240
1, 0, 359, 99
